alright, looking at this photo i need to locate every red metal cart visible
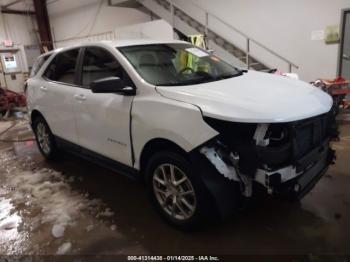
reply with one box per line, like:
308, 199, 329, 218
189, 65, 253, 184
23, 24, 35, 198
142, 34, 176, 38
312, 77, 350, 110
0, 87, 27, 115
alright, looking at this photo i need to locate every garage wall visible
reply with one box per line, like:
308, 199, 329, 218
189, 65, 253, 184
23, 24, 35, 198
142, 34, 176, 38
116, 20, 173, 40
0, 13, 37, 45
48, 0, 152, 45
0, 7, 39, 73
188, 0, 350, 81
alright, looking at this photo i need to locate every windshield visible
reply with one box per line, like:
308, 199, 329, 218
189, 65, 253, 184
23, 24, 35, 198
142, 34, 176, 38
118, 43, 242, 86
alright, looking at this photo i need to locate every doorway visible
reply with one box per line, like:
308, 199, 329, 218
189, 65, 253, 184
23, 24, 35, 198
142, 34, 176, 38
339, 9, 350, 79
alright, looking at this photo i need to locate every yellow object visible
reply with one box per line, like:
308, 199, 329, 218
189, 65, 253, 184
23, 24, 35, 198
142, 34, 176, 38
325, 25, 340, 44
176, 34, 209, 73
189, 34, 207, 49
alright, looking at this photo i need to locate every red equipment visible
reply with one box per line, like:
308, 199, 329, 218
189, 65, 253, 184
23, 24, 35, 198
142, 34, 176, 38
312, 77, 350, 110
0, 88, 27, 114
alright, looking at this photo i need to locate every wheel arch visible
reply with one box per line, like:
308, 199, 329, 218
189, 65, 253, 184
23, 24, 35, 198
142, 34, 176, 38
140, 137, 237, 222
139, 138, 189, 175
30, 109, 45, 126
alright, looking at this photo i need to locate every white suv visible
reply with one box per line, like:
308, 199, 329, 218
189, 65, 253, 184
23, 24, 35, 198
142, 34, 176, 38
27, 40, 337, 229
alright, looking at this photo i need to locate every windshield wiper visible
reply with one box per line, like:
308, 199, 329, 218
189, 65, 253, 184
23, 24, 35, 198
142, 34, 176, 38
158, 70, 244, 86
233, 66, 248, 73
159, 78, 212, 86
216, 74, 234, 80
219, 69, 247, 79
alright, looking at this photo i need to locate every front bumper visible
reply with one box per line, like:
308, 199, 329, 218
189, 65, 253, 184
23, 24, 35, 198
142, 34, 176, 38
193, 139, 335, 218
255, 144, 335, 199
198, 111, 338, 212
283, 147, 334, 200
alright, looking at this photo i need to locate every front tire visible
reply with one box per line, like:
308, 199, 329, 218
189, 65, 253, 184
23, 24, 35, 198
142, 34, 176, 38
145, 151, 216, 230
33, 116, 58, 160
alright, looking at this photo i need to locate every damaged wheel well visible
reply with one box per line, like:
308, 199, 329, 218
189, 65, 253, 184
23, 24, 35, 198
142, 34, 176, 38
30, 110, 45, 126
139, 138, 189, 174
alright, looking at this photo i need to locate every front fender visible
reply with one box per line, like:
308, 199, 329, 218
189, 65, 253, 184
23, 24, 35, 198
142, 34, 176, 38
131, 94, 218, 169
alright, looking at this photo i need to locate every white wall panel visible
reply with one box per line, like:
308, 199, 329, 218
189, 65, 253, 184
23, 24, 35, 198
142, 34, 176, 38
48, 0, 152, 46
188, 0, 350, 81
116, 20, 173, 40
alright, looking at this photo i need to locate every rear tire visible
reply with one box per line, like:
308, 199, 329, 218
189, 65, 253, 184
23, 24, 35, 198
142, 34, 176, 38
145, 151, 217, 231
33, 116, 58, 160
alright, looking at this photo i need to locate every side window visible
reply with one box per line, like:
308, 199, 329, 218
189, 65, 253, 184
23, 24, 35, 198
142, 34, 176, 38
82, 47, 132, 87
30, 54, 51, 77
44, 49, 79, 85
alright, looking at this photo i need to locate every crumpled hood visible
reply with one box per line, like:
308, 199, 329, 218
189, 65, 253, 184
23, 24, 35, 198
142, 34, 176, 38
156, 71, 333, 123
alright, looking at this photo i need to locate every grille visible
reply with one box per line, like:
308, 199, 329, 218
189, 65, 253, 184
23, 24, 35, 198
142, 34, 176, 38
293, 114, 329, 159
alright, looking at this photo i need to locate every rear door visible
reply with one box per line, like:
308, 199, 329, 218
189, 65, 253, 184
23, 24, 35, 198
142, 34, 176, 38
39, 48, 80, 144
73, 46, 135, 166
30, 53, 51, 78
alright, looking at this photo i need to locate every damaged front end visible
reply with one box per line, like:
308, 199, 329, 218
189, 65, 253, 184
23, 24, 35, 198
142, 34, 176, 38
199, 109, 338, 199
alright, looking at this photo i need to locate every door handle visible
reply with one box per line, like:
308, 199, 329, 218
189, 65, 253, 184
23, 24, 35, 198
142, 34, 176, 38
74, 94, 86, 101
343, 54, 350, 61
39, 86, 48, 92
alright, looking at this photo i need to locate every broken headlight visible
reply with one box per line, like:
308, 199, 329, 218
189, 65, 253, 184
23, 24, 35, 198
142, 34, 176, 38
203, 117, 293, 175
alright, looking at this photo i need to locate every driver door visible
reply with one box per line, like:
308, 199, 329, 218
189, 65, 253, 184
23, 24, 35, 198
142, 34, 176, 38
73, 46, 135, 166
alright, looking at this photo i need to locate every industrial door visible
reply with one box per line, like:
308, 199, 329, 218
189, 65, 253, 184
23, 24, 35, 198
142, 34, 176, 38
340, 10, 350, 79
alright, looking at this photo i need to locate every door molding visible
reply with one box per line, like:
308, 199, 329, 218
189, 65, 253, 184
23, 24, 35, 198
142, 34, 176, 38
338, 8, 350, 77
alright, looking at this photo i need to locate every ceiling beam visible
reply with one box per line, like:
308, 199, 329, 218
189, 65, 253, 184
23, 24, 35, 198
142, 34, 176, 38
33, 0, 53, 51
2, 0, 26, 8
1, 8, 36, 15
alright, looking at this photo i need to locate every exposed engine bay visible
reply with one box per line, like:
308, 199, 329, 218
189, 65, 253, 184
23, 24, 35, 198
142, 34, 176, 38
200, 108, 339, 199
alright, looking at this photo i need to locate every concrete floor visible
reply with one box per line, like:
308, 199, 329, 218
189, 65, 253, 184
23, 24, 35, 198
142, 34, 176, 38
0, 114, 350, 255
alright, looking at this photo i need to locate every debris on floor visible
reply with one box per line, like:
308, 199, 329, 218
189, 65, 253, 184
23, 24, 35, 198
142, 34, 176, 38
52, 224, 66, 238
56, 242, 72, 255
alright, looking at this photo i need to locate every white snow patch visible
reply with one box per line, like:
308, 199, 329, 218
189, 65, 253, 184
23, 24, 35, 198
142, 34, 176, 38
3, 167, 102, 236
0, 198, 12, 221
56, 242, 72, 255
11, 191, 25, 204
0, 219, 17, 230
0, 198, 21, 232
52, 224, 65, 238
98, 208, 114, 217
86, 224, 94, 232
0, 150, 117, 246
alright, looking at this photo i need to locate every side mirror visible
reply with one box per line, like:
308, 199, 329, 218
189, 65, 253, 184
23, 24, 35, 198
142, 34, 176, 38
90, 77, 135, 95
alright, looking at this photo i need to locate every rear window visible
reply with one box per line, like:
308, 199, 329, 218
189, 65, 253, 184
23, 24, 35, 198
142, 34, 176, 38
43, 49, 80, 85
30, 54, 51, 77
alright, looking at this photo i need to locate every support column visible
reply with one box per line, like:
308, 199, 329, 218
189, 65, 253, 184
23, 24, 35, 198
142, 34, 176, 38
33, 0, 53, 52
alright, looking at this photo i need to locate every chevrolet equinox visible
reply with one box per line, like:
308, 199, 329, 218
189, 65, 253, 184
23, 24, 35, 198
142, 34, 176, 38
27, 40, 338, 229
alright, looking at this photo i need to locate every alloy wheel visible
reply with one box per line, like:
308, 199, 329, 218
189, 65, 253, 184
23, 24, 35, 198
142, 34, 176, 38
153, 164, 197, 220
36, 122, 51, 155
